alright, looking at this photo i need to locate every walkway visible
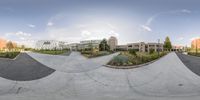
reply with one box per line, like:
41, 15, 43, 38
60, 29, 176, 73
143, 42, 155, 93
0, 52, 200, 100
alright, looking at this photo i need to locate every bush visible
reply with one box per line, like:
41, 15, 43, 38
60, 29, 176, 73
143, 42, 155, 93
108, 51, 169, 67
188, 52, 200, 57
129, 49, 136, 56
33, 49, 69, 55
82, 51, 111, 58
108, 55, 129, 66
0, 52, 20, 59
149, 49, 154, 54
81, 51, 92, 54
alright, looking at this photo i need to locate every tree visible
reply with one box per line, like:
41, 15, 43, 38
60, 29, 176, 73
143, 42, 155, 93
6, 41, 14, 51
99, 39, 110, 51
21, 45, 25, 49
164, 36, 172, 51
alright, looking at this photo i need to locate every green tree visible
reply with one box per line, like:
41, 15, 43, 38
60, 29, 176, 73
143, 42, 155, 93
99, 39, 110, 51
164, 36, 172, 51
6, 41, 14, 51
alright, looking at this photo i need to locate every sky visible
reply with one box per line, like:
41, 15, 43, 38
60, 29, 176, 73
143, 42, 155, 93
0, 0, 200, 47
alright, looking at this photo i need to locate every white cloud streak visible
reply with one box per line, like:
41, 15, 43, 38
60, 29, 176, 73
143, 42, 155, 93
47, 22, 54, 26
141, 25, 152, 32
141, 9, 192, 32
28, 24, 35, 28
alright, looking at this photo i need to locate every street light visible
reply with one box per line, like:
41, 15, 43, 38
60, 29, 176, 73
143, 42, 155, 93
196, 39, 198, 55
158, 39, 160, 57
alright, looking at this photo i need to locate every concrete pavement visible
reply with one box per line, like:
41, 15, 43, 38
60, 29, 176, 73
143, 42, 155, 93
0, 52, 200, 100
27, 52, 119, 73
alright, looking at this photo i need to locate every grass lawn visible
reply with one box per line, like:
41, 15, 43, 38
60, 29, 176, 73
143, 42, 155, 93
81, 51, 112, 58
108, 51, 168, 67
0, 52, 20, 59
33, 49, 70, 55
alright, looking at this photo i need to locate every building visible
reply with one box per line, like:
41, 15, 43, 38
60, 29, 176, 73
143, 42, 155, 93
35, 40, 68, 50
79, 40, 102, 50
116, 45, 128, 51
67, 43, 79, 51
0, 38, 7, 50
171, 45, 185, 52
66, 40, 102, 51
147, 43, 164, 52
117, 42, 164, 52
108, 36, 118, 51
191, 38, 200, 49
127, 42, 146, 52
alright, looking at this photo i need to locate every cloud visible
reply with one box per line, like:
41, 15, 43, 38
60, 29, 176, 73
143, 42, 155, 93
178, 37, 184, 41
108, 30, 119, 37
190, 37, 200, 41
141, 25, 152, 32
6, 31, 31, 37
140, 9, 192, 33
28, 24, 35, 28
5, 31, 32, 42
181, 9, 191, 13
3, 31, 35, 47
81, 30, 91, 38
47, 22, 54, 26
146, 9, 192, 26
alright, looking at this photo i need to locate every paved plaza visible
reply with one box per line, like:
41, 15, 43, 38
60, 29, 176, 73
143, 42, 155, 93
0, 52, 199, 100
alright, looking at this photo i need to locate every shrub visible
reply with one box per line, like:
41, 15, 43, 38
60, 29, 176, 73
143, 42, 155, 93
109, 55, 129, 66
149, 49, 154, 54
188, 52, 200, 57
129, 49, 136, 56
108, 51, 169, 67
0, 52, 20, 59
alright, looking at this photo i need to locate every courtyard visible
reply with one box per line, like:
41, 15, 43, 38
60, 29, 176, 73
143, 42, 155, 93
0, 51, 199, 100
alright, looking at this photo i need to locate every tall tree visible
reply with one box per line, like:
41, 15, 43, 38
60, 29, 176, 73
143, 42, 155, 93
164, 36, 172, 51
99, 39, 110, 51
6, 41, 14, 51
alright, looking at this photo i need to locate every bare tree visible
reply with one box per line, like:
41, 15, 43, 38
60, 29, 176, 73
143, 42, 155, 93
6, 41, 14, 51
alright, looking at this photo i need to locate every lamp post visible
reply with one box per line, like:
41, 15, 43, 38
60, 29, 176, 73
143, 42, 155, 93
196, 39, 198, 55
158, 39, 160, 57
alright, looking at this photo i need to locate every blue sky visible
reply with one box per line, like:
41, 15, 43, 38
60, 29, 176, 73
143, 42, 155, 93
0, 0, 200, 47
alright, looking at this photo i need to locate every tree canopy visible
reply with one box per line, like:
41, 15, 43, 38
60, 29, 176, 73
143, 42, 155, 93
99, 39, 110, 51
164, 36, 172, 51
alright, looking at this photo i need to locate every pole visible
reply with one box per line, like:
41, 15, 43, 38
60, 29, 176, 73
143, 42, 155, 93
196, 39, 198, 55
158, 39, 160, 57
